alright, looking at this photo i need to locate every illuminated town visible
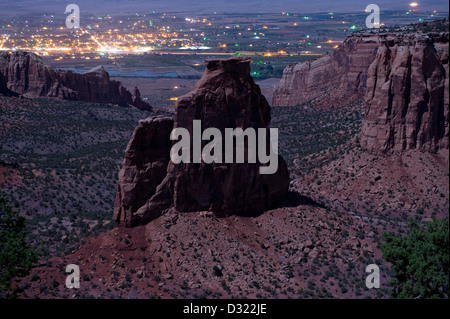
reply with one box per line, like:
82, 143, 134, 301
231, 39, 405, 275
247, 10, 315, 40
0, 9, 445, 59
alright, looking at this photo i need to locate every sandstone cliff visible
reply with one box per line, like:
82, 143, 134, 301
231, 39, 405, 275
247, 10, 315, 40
0, 51, 151, 110
273, 19, 449, 155
114, 57, 290, 227
272, 35, 380, 107
360, 32, 449, 154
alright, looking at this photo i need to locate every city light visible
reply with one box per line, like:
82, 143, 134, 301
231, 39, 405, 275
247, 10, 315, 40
0, 10, 424, 59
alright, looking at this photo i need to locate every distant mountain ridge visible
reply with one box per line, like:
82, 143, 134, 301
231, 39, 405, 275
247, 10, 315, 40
0, 51, 152, 110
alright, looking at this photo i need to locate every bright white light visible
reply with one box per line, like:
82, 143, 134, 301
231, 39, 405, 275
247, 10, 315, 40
179, 46, 211, 50
45, 47, 72, 51
409, 2, 419, 7
135, 47, 153, 53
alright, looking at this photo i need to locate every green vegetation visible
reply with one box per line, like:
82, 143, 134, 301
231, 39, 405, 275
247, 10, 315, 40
0, 97, 165, 257
381, 218, 449, 299
271, 97, 364, 169
0, 196, 37, 292
249, 56, 311, 79
213, 265, 223, 277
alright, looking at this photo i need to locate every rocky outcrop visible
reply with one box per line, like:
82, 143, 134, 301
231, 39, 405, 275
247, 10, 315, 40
114, 116, 174, 226
114, 57, 290, 227
0, 51, 152, 110
272, 35, 380, 106
272, 20, 449, 108
360, 32, 449, 154
131, 86, 150, 110
272, 19, 449, 155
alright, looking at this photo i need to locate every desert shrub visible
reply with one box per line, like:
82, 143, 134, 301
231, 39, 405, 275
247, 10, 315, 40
381, 218, 449, 299
0, 196, 37, 292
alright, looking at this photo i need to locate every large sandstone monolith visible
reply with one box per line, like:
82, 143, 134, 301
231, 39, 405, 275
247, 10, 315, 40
114, 57, 290, 226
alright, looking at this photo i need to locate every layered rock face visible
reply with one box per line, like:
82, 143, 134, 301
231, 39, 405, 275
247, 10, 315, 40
272, 19, 449, 155
360, 32, 449, 154
0, 51, 151, 110
114, 57, 290, 227
272, 35, 380, 106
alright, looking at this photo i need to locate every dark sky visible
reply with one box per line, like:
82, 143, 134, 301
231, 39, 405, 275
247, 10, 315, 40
0, 0, 448, 15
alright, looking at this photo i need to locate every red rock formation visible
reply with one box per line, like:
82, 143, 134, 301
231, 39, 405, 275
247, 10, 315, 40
272, 19, 449, 154
114, 116, 174, 226
0, 51, 152, 110
272, 35, 380, 106
360, 32, 449, 154
114, 57, 290, 226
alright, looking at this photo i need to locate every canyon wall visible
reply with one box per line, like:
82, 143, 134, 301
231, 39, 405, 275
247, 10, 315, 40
273, 20, 449, 154
0, 51, 151, 110
360, 32, 449, 154
272, 35, 380, 106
